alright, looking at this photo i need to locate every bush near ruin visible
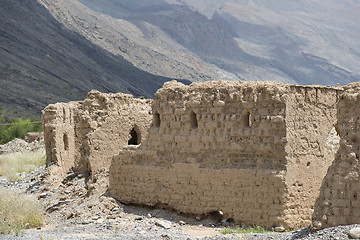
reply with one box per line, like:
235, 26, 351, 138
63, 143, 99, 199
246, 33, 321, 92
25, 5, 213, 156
0, 115, 42, 144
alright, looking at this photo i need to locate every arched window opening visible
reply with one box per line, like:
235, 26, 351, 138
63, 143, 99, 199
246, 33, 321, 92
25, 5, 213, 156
63, 133, 69, 150
190, 111, 198, 128
128, 126, 141, 145
153, 112, 161, 128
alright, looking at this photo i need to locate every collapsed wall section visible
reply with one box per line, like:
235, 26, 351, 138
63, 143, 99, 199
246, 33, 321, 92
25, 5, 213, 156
283, 86, 341, 227
42, 90, 152, 181
42, 101, 80, 179
75, 90, 152, 177
313, 82, 360, 229
110, 81, 290, 227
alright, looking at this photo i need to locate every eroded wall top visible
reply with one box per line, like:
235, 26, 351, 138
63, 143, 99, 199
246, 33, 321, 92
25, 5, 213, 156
110, 80, 342, 229
312, 82, 360, 229
43, 90, 152, 180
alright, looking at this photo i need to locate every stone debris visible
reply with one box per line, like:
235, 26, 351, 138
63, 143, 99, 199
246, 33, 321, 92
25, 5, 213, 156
349, 227, 360, 239
274, 227, 286, 232
155, 220, 172, 229
0, 138, 44, 155
179, 220, 186, 226
25, 132, 44, 143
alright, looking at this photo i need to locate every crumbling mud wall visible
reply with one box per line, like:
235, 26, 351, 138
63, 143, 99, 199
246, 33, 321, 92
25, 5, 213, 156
283, 85, 341, 227
109, 80, 341, 229
43, 101, 81, 179
42, 90, 152, 180
312, 82, 360, 229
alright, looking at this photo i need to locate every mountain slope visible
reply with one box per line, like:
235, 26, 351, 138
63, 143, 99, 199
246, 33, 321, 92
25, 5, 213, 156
0, 0, 189, 117
2, 0, 360, 117
37, 0, 240, 82
169, 0, 360, 85
41, 0, 360, 86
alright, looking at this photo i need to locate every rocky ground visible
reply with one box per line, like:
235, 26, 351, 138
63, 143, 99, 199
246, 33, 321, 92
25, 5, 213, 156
0, 139, 359, 240
0, 138, 44, 155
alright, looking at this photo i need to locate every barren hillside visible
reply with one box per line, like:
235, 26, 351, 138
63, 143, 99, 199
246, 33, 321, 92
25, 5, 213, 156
0, 0, 189, 117
41, 0, 360, 86
2, 0, 360, 116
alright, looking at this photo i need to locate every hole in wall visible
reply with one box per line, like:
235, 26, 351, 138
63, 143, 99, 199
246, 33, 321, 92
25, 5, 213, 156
307, 162, 311, 167
208, 211, 224, 222
153, 112, 160, 127
190, 111, 198, 128
227, 218, 235, 224
128, 126, 141, 145
242, 110, 252, 127
63, 133, 69, 151
63, 108, 66, 123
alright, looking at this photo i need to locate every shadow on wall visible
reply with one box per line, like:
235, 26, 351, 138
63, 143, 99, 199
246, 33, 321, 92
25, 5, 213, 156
312, 88, 360, 230
128, 125, 141, 145
108, 80, 342, 229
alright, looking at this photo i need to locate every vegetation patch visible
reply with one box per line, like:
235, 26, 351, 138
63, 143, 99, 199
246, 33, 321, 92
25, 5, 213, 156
0, 149, 46, 182
0, 115, 42, 144
0, 187, 44, 235
220, 225, 270, 234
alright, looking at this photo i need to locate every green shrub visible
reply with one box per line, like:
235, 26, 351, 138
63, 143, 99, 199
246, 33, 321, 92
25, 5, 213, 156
0, 115, 42, 144
0, 187, 44, 235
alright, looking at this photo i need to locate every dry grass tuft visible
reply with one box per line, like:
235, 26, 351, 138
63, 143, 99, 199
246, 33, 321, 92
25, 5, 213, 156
0, 187, 44, 235
0, 149, 45, 181
220, 225, 269, 234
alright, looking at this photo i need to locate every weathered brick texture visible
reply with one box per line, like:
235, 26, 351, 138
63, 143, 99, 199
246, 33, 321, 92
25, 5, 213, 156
109, 81, 341, 228
312, 82, 360, 229
42, 90, 152, 180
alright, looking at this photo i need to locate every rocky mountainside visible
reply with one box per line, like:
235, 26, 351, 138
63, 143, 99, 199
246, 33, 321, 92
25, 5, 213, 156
0, 0, 189, 117
2, 0, 360, 116
40, 0, 360, 87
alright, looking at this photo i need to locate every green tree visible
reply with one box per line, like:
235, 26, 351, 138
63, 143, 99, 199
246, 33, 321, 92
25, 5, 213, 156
0, 115, 42, 144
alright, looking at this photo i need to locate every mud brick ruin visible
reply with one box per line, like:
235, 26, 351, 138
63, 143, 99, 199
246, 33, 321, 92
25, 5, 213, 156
108, 81, 342, 229
312, 82, 360, 229
42, 90, 152, 180
42, 80, 360, 229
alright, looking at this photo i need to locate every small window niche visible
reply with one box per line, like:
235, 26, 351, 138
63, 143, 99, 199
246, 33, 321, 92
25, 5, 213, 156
128, 125, 141, 145
190, 110, 198, 128
242, 110, 252, 128
63, 133, 69, 150
63, 108, 66, 123
153, 112, 161, 128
